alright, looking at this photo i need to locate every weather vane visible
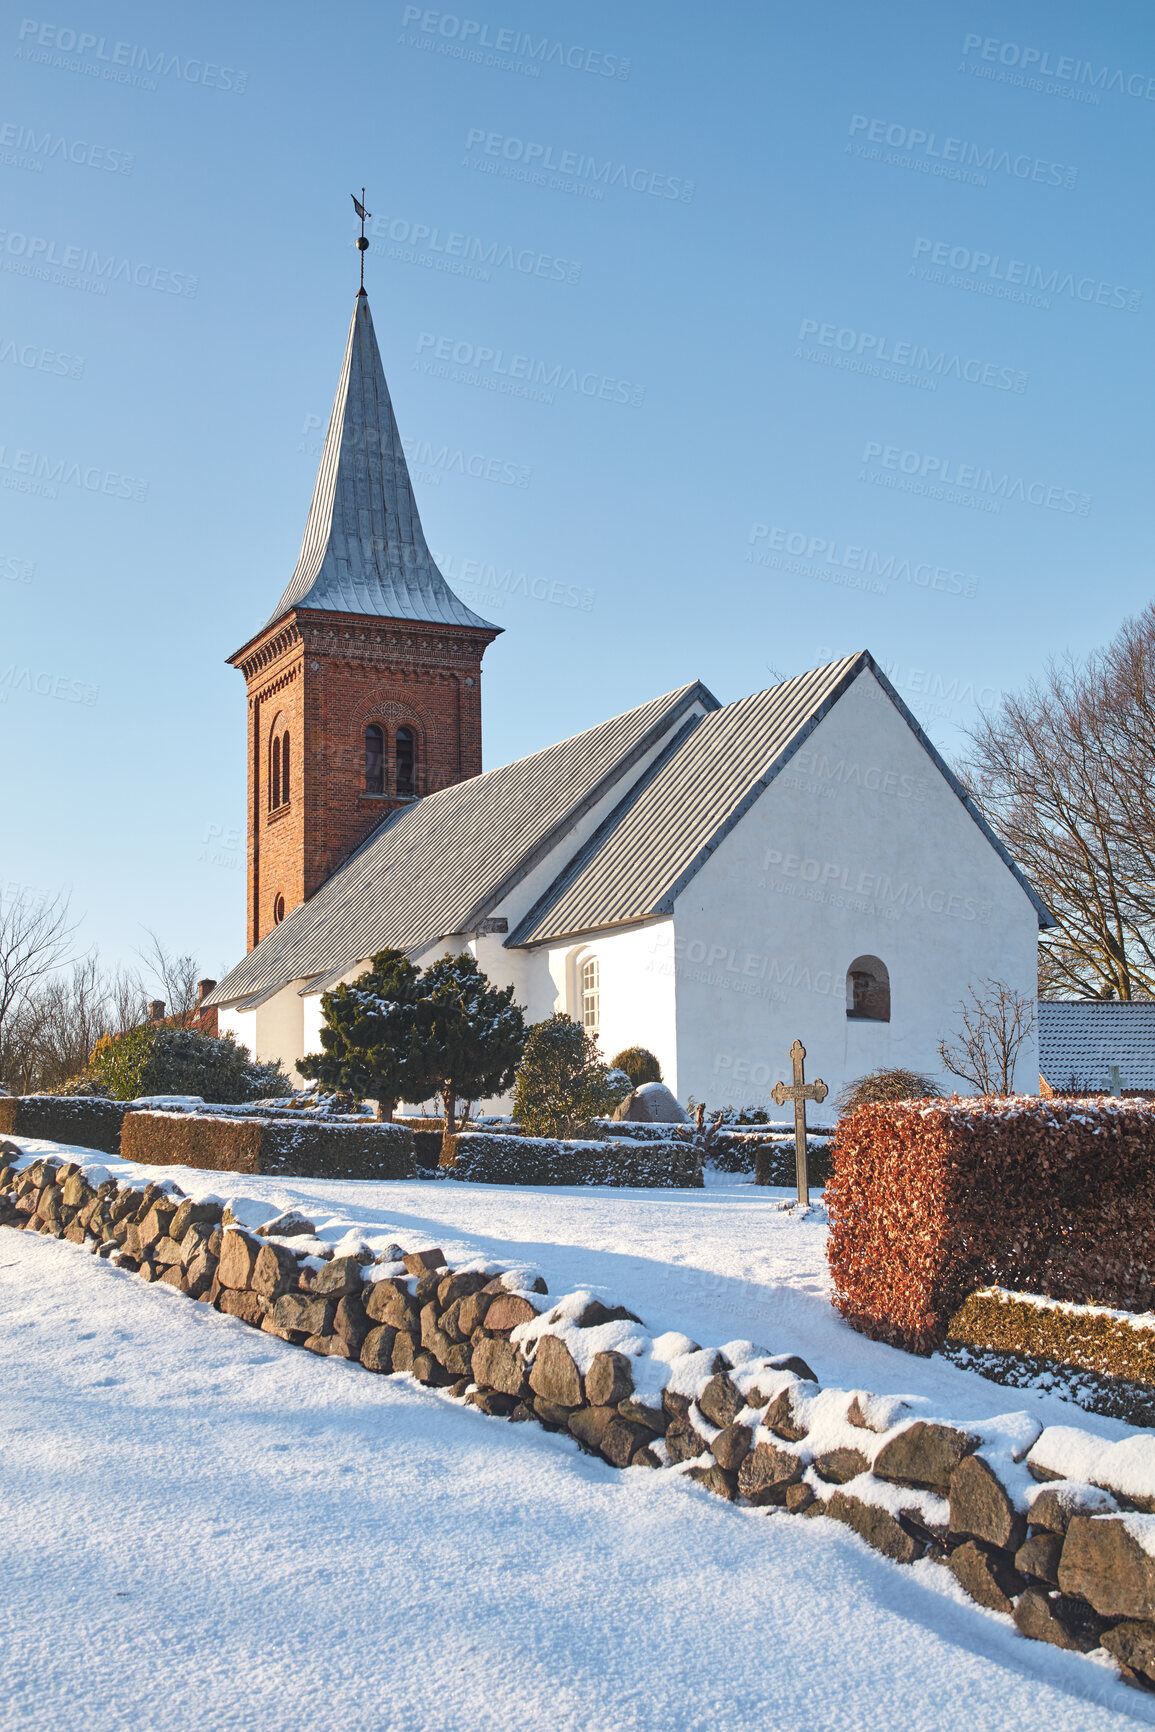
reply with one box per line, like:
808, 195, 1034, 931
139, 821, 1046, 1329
351, 189, 371, 291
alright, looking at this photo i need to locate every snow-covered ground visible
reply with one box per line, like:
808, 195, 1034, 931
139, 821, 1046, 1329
2, 1139, 1152, 1730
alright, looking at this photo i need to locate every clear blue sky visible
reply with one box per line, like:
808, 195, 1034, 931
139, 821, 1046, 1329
2, 0, 1152, 979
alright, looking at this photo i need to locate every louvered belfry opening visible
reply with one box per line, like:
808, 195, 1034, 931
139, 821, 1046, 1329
228, 290, 501, 951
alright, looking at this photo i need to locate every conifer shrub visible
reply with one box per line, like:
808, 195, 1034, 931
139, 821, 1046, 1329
610, 1046, 662, 1088
513, 1015, 631, 1139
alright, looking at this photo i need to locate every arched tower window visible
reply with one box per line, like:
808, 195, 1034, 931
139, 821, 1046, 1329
281, 731, 290, 807
365, 724, 385, 794
270, 734, 281, 811
846, 955, 890, 1022
396, 726, 416, 797
273, 893, 285, 925
580, 956, 600, 1032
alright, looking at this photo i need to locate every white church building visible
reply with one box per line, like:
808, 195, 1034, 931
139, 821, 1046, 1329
206, 288, 1048, 1115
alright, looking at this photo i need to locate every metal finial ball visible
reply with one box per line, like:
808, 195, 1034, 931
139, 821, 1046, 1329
356, 235, 370, 251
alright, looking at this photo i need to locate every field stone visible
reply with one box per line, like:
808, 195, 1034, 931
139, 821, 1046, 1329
688, 1463, 737, 1500
585, 1350, 632, 1408
332, 1294, 368, 1359
619, 1396, 665, 1432
874, 1422, 978, 1492
698, 1371, 744, 1430
663, 1388, 692, 1423
255, 1210, 316, 1239
157, 1265, 184, 1289
472, 1335, 529, 1398
666, 1421, 709, 1465
439, 1298, 469, 1343
631, 1445, 663, 1469
304, 1333, 346, 1356
950, 1453, 1027, 1552
63, 1224, 88, 1245
365, 1282, 420, 1333
184, 1247, 218, 1299
812, 1447, 870, 1485
61, 1173, 93, 1209
826, 1490, 926, 1565
392, 1332, 417, 1374
271, 1291, 334, 1338
484, 1293, 539, 1332
1102, 1619, 1155, 1680
151, 1236, 185, 1267
361, 1325, 397, 1373
218, 1289, 266, 1328
1028, 1482, 1119, 1534
763, 1384, 811, 1443
786, 1483, 816, 1514
444, 1343, 472, 1379
529, 1334, 584, 1408
1015, 1587, 1107, 1652
251, 1242, 300, 1300
1015, 1532, 1064, 1586
567, 1298, 640, 1329
948, 1540, 1022, 1614
403, 1248, 445, 1276
437, 1269, 489, 1308
415, 1269, 444, 1306
169, 1198, 223, 1242
217, 1228, 260, 1290
737, 1441, 804, 1505
309, 1255, 365, 1297
411, 1349, 454, 1387
568, 1406, 618, 1453
601, 1415, 655, 1470
1059, 1515, 1155, 1619
532, 1397, 574, 1430
712, 1422, 753, 1473
457, 1290, 492, 1336
468, 1387, 518, 1417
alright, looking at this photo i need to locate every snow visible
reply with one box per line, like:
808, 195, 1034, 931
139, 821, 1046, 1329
2, 1139, 1154, 1729
981, 1286, 1155, 1335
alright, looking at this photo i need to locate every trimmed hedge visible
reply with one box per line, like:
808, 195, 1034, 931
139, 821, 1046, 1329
443, 1131, 703, 1188
946, 1288, 1155, 1389
751, 1137, 833, 1187
0, 1094, 132, 1156
120, 1111, 416, 1181
827, 1096, 1155, 1355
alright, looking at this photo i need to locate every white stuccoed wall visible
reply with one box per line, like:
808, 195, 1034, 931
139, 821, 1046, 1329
668, 668, 1041, 1116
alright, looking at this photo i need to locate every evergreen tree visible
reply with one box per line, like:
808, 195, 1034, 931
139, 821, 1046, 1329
298, 949, 440, 1121
513, 1013, 629, 1139
415, 954, 527, 1157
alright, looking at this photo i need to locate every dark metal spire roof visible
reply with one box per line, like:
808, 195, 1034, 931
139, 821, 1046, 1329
264, 291, 497, 634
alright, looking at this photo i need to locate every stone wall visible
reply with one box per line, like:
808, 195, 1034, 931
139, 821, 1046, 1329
4, 1141, 1155, 1693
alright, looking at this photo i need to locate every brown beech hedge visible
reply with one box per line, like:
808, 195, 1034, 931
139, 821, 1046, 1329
826, 1097, 1155, 1354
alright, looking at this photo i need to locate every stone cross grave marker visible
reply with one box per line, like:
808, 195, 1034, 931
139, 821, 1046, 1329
770, 1039, 828, 1206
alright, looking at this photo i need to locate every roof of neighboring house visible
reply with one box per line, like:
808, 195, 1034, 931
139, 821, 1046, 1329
508, 650, 1054, 946
248, 291, 496, 645
1039, 1000, 1155, 1091
205, 680, 716, 1009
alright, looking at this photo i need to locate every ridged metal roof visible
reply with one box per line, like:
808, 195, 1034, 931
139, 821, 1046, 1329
263, 291, 496, 634
509, 651, 1053, 945
1039, 1001, 1155, 1091
206, 681, 716, 1008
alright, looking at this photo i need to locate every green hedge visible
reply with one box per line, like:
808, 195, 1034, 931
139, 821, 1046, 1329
120, 1111, 416, 1181
0, 1095, 132, 1156
444, 1131, 702, 1188
753, 1138, 833, 1188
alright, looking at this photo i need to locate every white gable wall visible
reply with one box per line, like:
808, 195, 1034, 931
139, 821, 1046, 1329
670, 668, 1040, 1114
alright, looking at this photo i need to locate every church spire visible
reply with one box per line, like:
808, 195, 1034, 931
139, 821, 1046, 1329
264, 291, 498, 635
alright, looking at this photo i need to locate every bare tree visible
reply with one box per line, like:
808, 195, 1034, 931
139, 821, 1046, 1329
938, 979, 1037, 1095
964, 603, 1155, 999
137, 930, 199, 1027
0, 888, 77, 1081
33, 955, 117, 1089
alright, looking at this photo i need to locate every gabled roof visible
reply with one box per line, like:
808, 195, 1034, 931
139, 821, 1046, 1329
1039, 1000, 1155, 1091
509, 651, 1054, 946
259, 291, 496, 638
205, 681, 717, 1009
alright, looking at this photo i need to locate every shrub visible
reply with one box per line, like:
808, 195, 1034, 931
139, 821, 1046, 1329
826, 1096, 1155, 1354
611, 1046, 662, 1088
686, 1097, 772, 1127
835, 1067, 941, 1116
945, 1289, 1155, 1390
513, 1015, 628, 1138
89, 1025, 287, 1104
0, 1094, 131, 1156
298, 949, 442, 1121
444, 1130, 703, 1188
120, 1111, 416, 1180
47, 1074, 112, 1097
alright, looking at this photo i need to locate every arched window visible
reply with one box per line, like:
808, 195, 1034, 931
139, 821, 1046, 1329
580, 956, 600, 1032
846, 955, 890, 1022
396, 725, 416, 796
270, 734, 281, 811
365, 724, 385, 794
281, 731, 290, 807
273, 893, 285, 925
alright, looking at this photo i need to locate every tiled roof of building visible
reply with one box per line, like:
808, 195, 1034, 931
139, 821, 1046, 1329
1039, 1000, 1155, 1092
205, 681, 715, 1009
258, 291, 496, 638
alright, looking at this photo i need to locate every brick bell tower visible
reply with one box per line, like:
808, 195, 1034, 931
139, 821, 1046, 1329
228, 288, 501, 951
